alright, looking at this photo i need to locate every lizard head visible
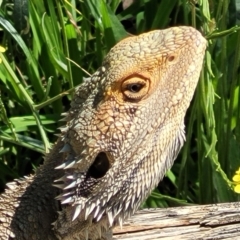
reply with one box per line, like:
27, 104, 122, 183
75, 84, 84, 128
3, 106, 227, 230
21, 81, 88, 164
54, 26, 207, 232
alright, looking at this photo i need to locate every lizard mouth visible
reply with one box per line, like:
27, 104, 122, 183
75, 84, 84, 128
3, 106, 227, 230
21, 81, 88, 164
87, 152, 110, 179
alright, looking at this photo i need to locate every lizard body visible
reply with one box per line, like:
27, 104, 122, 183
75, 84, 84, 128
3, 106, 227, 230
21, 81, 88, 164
0, 26, 206, 239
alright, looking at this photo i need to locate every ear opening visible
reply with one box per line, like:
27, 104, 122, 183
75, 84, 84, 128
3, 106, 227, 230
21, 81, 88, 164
87, 152, 110, 179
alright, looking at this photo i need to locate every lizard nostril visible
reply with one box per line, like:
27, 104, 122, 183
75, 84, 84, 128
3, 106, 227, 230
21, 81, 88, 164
87, 152, 110, 179
168, 55, 175, 62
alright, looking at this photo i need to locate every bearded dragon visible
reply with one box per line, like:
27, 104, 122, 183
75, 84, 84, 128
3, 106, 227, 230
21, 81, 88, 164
0, 26, 207, 240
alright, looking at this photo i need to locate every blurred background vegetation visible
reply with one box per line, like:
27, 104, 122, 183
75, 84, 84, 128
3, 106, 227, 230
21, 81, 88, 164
0, 0, 240, 208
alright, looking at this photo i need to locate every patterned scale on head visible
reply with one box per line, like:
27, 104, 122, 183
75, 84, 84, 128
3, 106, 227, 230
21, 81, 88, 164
53, 26, 207, 239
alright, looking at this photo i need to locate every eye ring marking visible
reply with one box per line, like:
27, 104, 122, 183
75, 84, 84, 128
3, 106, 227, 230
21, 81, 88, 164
121, 77, 149, 101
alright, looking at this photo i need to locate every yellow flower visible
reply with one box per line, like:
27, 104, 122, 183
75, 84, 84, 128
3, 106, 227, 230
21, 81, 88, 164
232, 167, 240, 193
234, 185, 240, 194
233, 174, 240, 182
235, 167, 240, 175
0, 46, 6, 63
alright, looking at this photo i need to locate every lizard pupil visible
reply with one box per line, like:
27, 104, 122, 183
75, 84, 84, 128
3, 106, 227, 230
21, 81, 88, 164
127, 83, 143, 93
87, 152, 110, 179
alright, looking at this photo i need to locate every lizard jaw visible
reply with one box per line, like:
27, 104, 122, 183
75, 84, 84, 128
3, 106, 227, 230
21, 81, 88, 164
54, 122, 185, 228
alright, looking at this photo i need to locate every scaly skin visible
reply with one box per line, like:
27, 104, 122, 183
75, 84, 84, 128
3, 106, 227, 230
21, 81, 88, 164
0, 26, 206, 240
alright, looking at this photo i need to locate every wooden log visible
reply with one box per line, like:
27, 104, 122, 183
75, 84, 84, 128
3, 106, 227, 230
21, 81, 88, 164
113, 202, 240, 239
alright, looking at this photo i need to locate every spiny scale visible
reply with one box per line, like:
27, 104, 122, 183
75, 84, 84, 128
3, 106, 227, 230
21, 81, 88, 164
59, 143, 71, 153
118, 217, 123, 229
52, 183, 65, 189
107, 211, 114, 227
61, 197, 74, 204
85, 202, 96, 220
58, 126, 68, 132
93, 205, 100, 218
55, 159, 76, 170
96, 209, 105, 222
64, 160, 76, 169
54, 176, 66, 182
55, 162, 67, 170
72, 205, 82, 221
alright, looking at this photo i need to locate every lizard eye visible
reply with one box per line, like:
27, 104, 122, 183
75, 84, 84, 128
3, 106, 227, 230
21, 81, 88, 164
127, 83, 143, 93
122, 77, 149, 101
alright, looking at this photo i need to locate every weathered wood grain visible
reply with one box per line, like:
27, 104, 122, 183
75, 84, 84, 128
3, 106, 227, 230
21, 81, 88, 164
113, 202, 240, 239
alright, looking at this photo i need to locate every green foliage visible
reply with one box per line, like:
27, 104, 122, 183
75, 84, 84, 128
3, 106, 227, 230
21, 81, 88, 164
1, 0, 240, 207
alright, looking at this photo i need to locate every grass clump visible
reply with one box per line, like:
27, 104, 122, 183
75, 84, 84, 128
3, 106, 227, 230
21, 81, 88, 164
1, 0, 240, 206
